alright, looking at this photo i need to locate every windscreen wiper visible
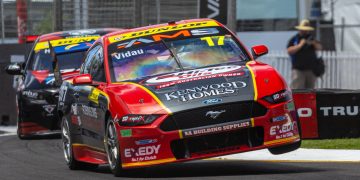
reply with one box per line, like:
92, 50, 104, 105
160, 39, 184, 71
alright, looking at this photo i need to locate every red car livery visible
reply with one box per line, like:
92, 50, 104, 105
57, 19, 301, 176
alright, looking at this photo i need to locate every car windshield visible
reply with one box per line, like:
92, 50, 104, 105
109, 34, 248, 82
30, 49, 85, 72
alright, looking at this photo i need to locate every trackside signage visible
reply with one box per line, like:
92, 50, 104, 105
293, 90, 360, 139
316, 91, 360, 138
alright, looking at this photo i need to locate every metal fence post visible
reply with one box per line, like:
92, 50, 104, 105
82, 0, 88, 29
341, 17, 345, 51
1, 0, 4, 44
156, 0, 160, 24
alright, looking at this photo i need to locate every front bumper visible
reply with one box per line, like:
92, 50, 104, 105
117, 100, 300, 169
18, 90, 60, 136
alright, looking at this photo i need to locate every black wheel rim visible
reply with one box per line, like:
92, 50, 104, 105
62, 118, 71, 163
106, 121, 118, 169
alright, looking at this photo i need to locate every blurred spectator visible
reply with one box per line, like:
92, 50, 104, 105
287, 19, 322, 89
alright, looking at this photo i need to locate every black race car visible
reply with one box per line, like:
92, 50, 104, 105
6, 29, 120, 139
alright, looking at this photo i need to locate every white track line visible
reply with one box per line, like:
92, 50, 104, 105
0, 126, 17, 137
215, 148, 360, 162
0, 133, 16, 137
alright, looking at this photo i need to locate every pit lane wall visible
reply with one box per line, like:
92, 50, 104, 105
293, 89, 360, 139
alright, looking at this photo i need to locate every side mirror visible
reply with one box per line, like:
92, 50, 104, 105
5, 63, 23, 75
251, 45, 268, 59
73, 74, 92, 85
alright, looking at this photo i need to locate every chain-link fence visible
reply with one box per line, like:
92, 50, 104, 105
0, 0, 199, 43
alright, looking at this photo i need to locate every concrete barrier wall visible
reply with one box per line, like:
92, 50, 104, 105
0, 44, 29, 125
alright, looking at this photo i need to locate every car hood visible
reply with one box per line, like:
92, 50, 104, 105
112, 62, 256, 114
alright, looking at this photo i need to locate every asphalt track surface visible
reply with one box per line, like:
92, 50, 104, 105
1, 134, 360, 180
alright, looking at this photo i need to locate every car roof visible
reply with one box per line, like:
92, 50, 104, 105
37, 28, 122, 42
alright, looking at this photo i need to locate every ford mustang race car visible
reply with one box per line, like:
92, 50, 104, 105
5, 29, 120, 139
57, 19, 301, 176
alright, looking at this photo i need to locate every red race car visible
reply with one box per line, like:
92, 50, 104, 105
57, 19, 301, 176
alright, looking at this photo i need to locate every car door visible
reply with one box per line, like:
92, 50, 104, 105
87, 45, 108, 149
75, 45, 104, 149
77, 44, 107, 149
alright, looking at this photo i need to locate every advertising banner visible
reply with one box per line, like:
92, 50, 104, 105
199, 0, 228, 24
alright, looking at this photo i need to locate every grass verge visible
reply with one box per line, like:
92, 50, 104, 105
301, 138, 360, 150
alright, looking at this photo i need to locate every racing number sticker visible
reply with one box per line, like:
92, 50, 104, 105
200, 36, 225, 47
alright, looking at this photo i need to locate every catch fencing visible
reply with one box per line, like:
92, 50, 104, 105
259, 51, 360, 89
0, 0, 199, 42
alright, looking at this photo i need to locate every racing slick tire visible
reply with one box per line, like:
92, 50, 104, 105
17, 118, 25, 140
104, 117, 146, 177
104, 118, 124, 177
61, 116, 98, 170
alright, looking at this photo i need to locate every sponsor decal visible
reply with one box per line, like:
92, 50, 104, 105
65, 44, 79, 50
190, 28, 219, 36
155, 71, 244, 89
206, 110, 226, 119
88, 88, 100, 104
109, 20, 218, 43
29, 100, 47, 104
42, 104, 56, 116
297, 108, 312, 118
146, 65, 242, 84
164, 81, 246, 102
135, 139, 158, 146
270, 121, 297, 139
115, 28, 221, 49
285, 101, 295, 111
152, 30, 191, 42
22, 90, 38, 98
124, 145, 161, 162
182, 120, 251, 138
273, 91, 290, 101
203, 98, 222, 105
111, 49, 144, 60
81, 105, 97, 118
58, 86, 68, 105
34, 35, 100, 51
122, 115, 144, 123
272, 114, 288, 122
120, 129, 132, 137
71, 104, 78, 115
320, 106, 359, 116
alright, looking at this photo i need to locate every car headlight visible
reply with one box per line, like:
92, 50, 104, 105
119, 114, 159, 126
263, 90, 291, 104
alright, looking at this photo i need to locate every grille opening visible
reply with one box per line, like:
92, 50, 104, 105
170, 127, 264, 159
161, 101, 267, 132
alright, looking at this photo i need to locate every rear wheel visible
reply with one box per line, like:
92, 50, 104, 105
61, 116, 97, 170
17, 119, 25, 140
105, 118, 124, 177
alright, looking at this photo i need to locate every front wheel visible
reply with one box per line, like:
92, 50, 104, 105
104, 118, 124, 177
